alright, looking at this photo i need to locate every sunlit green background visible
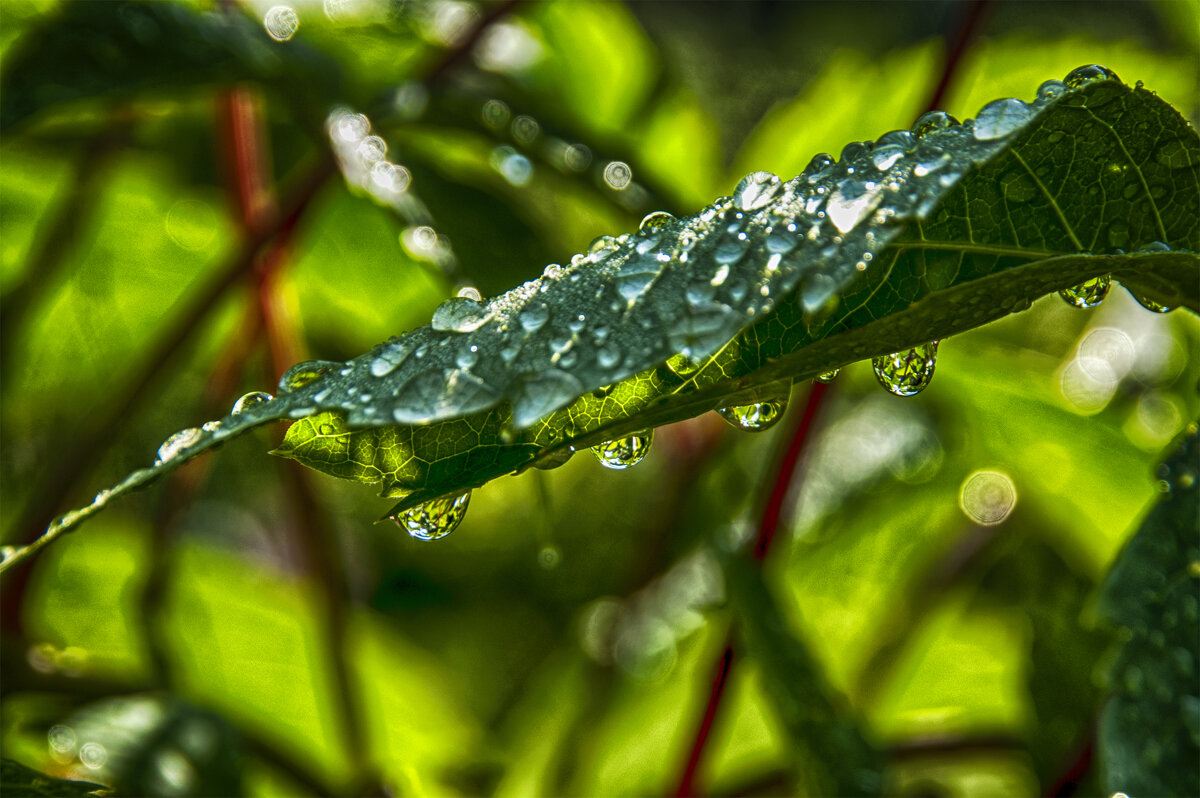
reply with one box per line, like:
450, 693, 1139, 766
2, 0, 1198, 795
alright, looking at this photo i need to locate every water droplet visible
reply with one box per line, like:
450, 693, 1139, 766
456, 343, 479, 369
814, 369, 839, 384
1133, 293, 1174, 313
1064, 64, 1120, 89
518, 300, 551, 332
616, 252, 663, 302
391, 368, 500, 424
157, 427, 202, 463
733, 171, 782, 211
391, 491, 471, 541
799, 272, 839, 315
567, 313, 587, 334
826, 181, 883, 233
597, 343, 621, 369
589, 235, 618, 257
1036, 79, 1066, 103
592, 430, 652, 469
873, 341, 938, 397
604, 161, 632, 189
973, 98, 1032, 141
1059, 275, 1110, 308
713, 236, 749, 266
365, 347, 401, 380
512, 369, 584, 428
538, 545, 561, 568
766, 228, 798, 255
639, 211, 676, 233
232, 391, 273, 414
913, 149, 951, 177
717, 399, 785, 432
357, 135, 387, 163
871, 145, 905, 171
432, 297, 490, 333
912, 111, 958, 138
263, 5, 299, 41
278, 360, 338, 392
959, 470, 1017, 525
876, 129, 915, 149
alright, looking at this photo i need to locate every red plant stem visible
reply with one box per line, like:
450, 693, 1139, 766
673, 383, 832, 798
674, 2, 993, 790
753, 382, 830, 560
922, 0, 991, 115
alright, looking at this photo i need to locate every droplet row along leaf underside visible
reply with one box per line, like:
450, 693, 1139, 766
22, 69, 1200, 552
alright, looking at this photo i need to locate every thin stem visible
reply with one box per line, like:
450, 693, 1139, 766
921, 0, 991, 115
672, 383, 832, 798
422, 0, 522, 85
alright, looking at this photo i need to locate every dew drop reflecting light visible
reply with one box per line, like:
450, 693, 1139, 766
604, 161, 632, 189
592, 430, 652, 469
79, 742, 108, 770
263, 5, 299, 41
959, 470, 1017, 525
391, 491, 471, 541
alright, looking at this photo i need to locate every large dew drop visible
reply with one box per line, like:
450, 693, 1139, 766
717, 399, 785, 432
278, 360, 338, 393
1133, 293, 1174, 313
156, 427, 202, 463
733, 171, 782, 211
972, 98, 1033, 141
432, 297, 491, 333
826, 181, 884, 234
232, 391, 273, 415
814, 369, 839, 384
1064, 64, 1120, 89
391, 490, 471, 541
873, 341, 939, 397
912, 111, 958, 139
1059, 275, 1110, 308
638, 211, 676, 233
592, 430, 652, 470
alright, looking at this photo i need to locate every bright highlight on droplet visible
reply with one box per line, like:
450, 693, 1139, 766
604, 161, 632, 189
959, 470, 1017, 526
79, 741, 108, 770
263, 5, 299, 41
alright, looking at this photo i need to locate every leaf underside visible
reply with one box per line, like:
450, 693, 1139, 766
20, 71, 1200, 557
1096, 424, 1200, 797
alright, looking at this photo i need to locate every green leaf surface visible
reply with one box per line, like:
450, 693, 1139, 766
0, 759, 109, 798
5, 70, 1197, 571
1096, 423, 1200, 797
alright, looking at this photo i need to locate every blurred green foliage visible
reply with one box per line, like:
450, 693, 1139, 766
2, 1, 1198, 797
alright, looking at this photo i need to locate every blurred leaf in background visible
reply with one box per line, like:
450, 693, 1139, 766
2, 1, 1198, 797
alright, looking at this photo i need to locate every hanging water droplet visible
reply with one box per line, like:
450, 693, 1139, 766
1132, 293, 1174, 313
432, 297, 490, 333
733, 171, 782, 211
592, 430, 652, 470
717, 399, 785, 432
873, 341, 939, 397
156, 427, 202, 463
912, 111, 958, 138
814, 369, 839, 384
391, 490, 471, 541
1064, 64, 1120, 89
232, 391, 273, 414
639, 211, 676, 233
1036, 79, 1066, 103
1059, 275, 1111, 308
278, 360, 338, 393
973, 98, 1033, 141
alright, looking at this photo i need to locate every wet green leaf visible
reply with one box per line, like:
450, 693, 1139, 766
0, 760, 109, 798
1096, 423, 1200, 797
5, 70, 1197, 570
